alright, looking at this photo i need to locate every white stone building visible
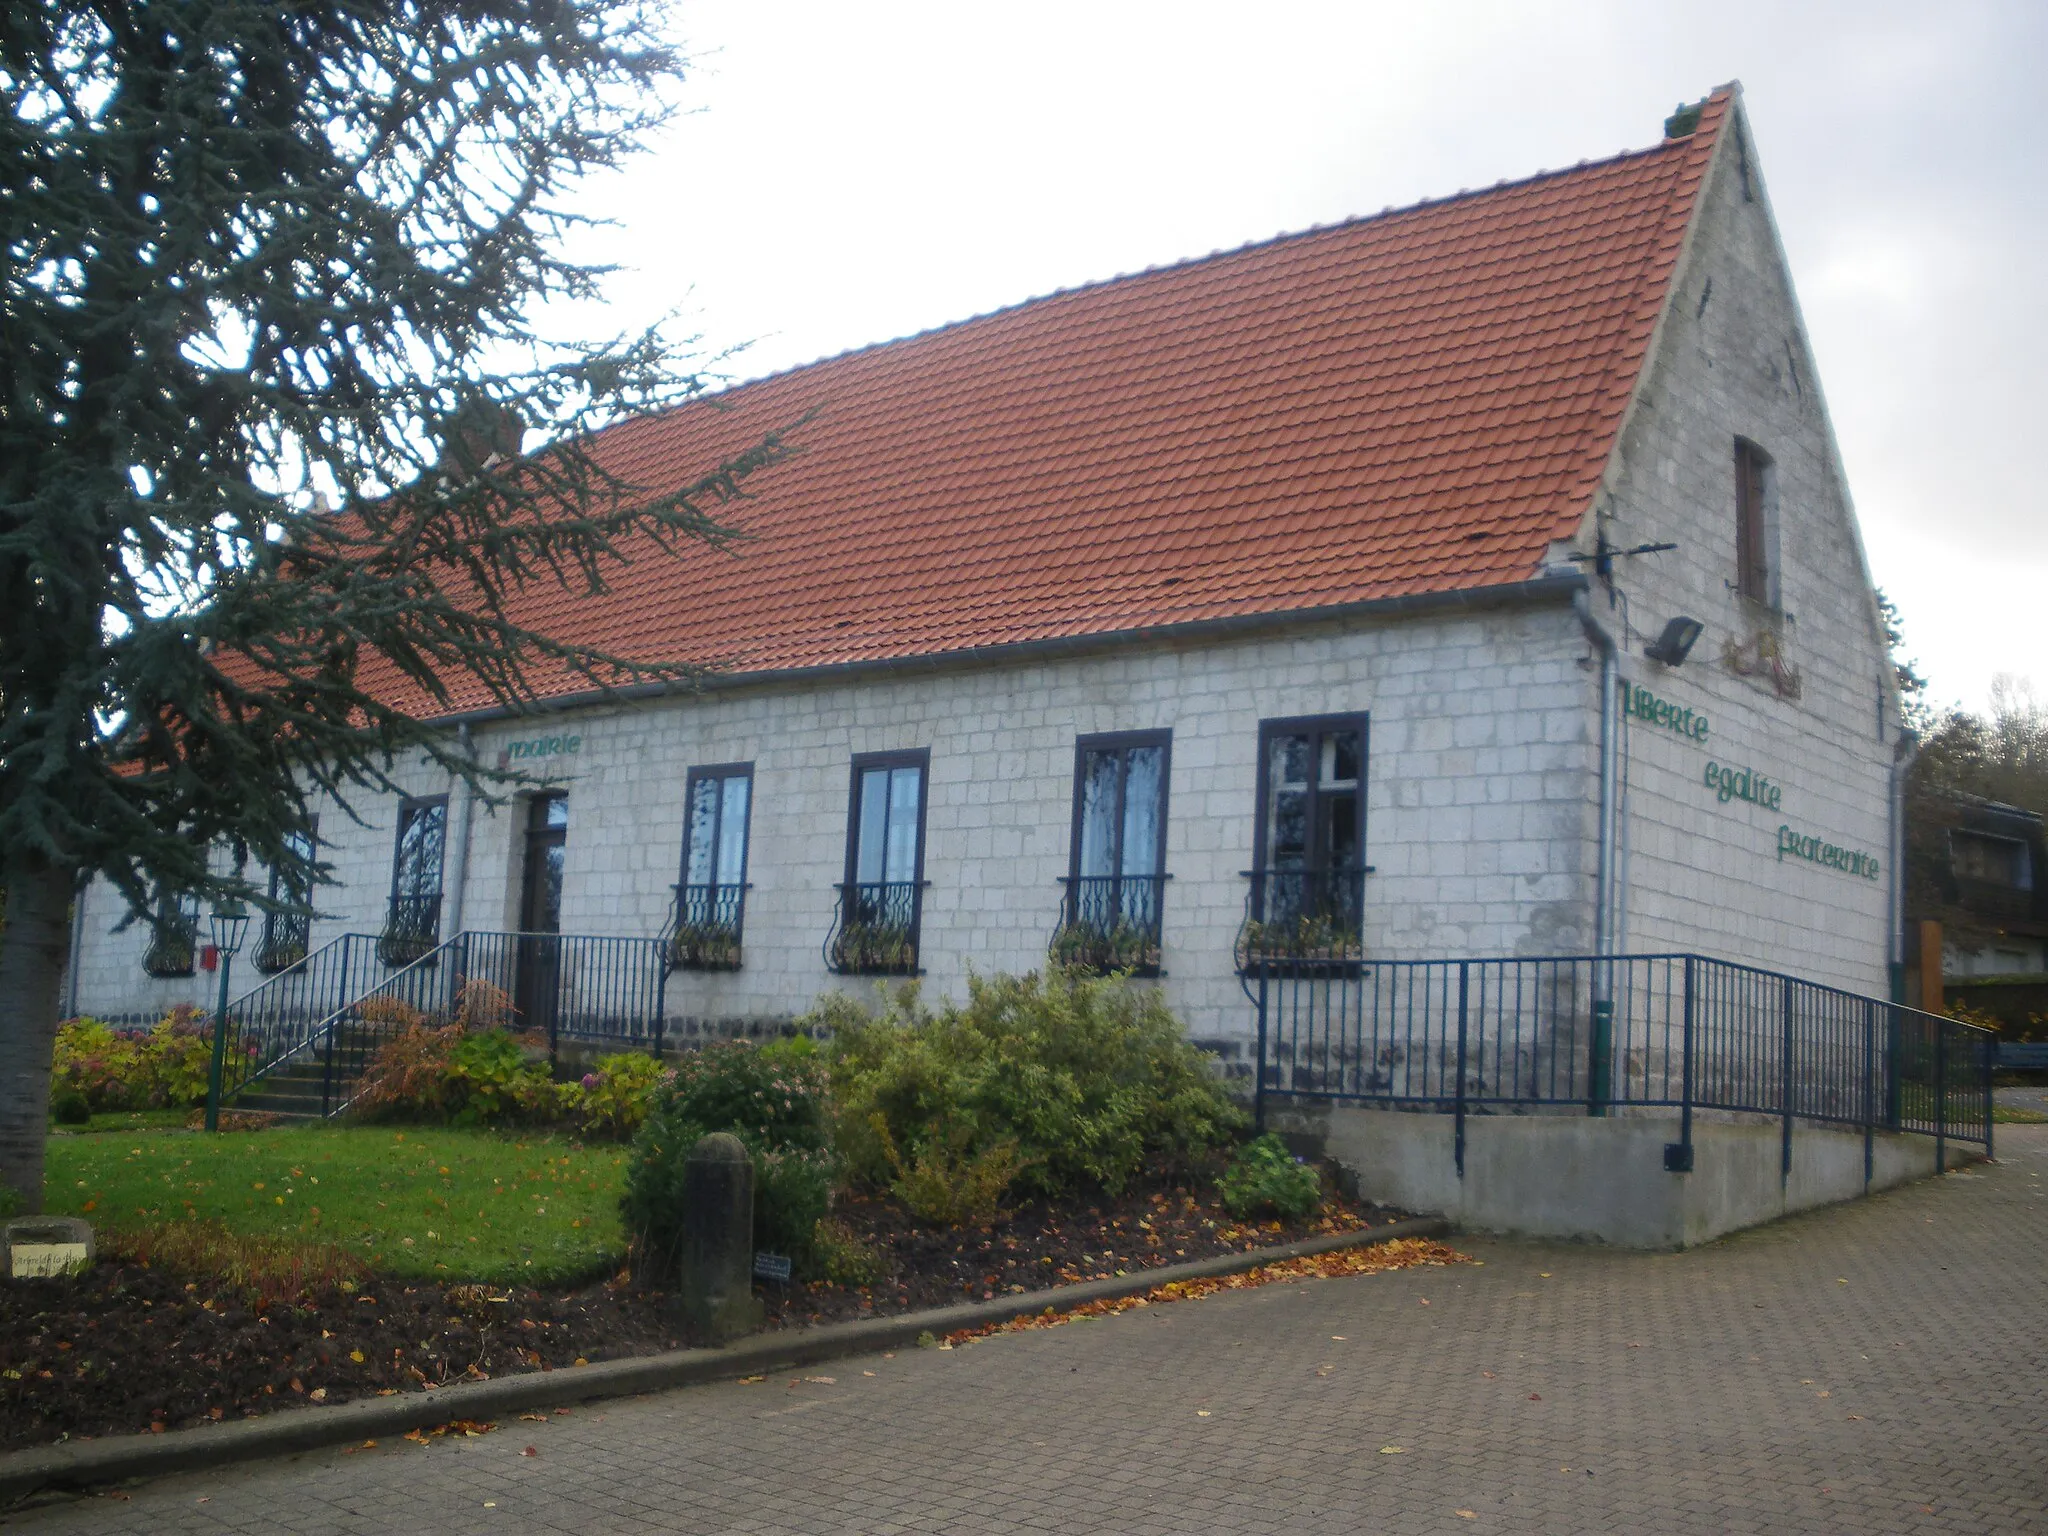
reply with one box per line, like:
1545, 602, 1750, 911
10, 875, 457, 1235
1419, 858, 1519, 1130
68, 85, 1909, 1071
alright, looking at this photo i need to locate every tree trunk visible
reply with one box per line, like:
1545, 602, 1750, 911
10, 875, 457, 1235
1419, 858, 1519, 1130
0, 858, 76, 1214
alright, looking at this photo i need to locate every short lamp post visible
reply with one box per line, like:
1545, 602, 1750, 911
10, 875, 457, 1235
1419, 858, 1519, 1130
203, 901, 251, 1132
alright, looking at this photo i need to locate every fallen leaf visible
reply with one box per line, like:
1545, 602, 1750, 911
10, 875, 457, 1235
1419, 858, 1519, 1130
1418, 1298, 1431, 1306
1529, 1394, 1542, 1401
737, 1376, 765, 1385
1846, 1414, 1866, 1421
310, 1388, 327, 1402
803, 1376, 836, 1385
861, 1371, 876, 1377
349, 1350, 365, 1364
1482, 1371, 1496, 1379
1455, 1512, 1476, 1520
521, 1446, 538, 1457
521, 1413, 547, 1422
1378, 1445, 1404, 1454
1196, 1409, 1212, 1418
1816, 1390, 1831, 1399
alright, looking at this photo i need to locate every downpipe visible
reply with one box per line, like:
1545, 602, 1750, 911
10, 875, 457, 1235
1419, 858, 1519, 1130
1575, 590, 1619, 1114
1884, 728, 1919, 1131
445, 722, 477, 940
1885, 730, 1920, 1005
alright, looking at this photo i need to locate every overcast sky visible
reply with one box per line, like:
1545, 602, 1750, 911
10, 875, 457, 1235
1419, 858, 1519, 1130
558, 0, 2045, 716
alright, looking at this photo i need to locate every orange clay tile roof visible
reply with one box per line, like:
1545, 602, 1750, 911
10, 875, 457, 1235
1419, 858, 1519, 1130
425, 90, 1729, 719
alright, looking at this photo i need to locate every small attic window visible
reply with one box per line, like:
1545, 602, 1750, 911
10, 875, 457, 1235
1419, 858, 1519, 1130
1734, 438, 1776, 605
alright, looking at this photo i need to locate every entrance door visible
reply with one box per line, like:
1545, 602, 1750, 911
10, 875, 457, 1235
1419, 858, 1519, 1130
516, 793, 568, 1037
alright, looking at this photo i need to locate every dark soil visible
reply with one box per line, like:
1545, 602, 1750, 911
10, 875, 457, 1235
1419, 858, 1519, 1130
757, 1177, 1407, 1329
0, 1267, 675, 1452
0, 1173, 1406, 1450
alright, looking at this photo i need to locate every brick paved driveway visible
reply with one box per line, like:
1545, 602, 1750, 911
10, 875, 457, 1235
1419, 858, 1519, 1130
11, 1129, 2047, 1534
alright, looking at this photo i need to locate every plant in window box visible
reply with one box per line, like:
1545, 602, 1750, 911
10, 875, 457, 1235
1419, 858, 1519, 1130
252, 932, 309, 975
668, 920, 743, 972
834, 920, 917, 974
141, 923, 198, 978
377, 934, 432, 967
1049, 919, 1161, 976
1235, 911, 1363, 970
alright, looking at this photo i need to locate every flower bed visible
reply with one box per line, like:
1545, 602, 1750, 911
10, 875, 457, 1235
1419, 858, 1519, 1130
1, 1160, 1409, 1449
49, 1013, 217, 1120
8, 968, 1383, 1448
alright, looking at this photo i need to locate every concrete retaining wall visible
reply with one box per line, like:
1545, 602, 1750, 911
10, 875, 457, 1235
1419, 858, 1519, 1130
1272, 1102, 1968, 1249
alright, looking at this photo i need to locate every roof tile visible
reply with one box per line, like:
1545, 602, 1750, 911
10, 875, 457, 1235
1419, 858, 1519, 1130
385, 93, 1729, 716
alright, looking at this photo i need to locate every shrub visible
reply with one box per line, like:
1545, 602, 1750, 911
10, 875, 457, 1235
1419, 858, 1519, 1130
811, 1216, 887, 1287
353, 1022, 463, 1120
51, 1018, 142, 1111
875, 1118, 1026, 1227
655, 1036, 830, 1153
51, 1012, 218, 1113
452, 978, 519, 1032
445, 1029, 551, 1126
560, 1052, 666, 1140
143, 1010, 216, 1107
51, 1090, 92, 1125
621, 1038, 839, 1282
752, 1144, 837, 1263
1217, 1133, 1321, 1221
820, 969, 1244, 1212
353, 1025, 552, 1126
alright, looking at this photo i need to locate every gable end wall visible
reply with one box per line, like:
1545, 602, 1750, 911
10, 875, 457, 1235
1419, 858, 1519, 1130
1594, 108, 1894, 994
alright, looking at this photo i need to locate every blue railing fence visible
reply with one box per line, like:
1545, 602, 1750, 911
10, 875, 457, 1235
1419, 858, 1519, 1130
1248, 952, 1995, 1173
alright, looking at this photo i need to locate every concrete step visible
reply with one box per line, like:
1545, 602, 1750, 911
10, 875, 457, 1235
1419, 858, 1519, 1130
224, 1051, 375, 1120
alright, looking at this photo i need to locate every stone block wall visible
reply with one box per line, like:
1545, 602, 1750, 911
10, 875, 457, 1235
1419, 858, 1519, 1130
70, 599, 1601, 1048
1592, 115, 1895, 996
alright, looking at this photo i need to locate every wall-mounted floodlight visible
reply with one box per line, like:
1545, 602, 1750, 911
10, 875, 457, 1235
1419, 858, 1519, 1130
1645, 616, 1704, 667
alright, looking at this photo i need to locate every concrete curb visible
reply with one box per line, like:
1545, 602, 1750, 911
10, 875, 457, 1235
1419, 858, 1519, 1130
0, 1216, 1446, 1503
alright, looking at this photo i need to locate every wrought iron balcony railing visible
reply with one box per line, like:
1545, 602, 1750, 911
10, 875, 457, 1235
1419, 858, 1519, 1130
825, 880, 926, 975
253, 911, 313, 975
377, 894, 442, 968
1235, 865, 1367, 973
1049, 873, 1167, 976
663, 881, 748, 971
141, 897, 202, 978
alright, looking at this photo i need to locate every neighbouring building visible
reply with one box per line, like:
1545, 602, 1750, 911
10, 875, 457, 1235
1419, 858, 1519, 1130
69, 85, 1912, 1095
1905, 792, 2048, 1030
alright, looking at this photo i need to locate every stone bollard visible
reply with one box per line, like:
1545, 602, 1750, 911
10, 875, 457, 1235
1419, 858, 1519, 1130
676, 1132, 763, 1344
4, 1217, 94, 1280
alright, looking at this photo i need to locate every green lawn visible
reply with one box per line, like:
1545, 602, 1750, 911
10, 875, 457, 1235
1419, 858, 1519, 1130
1993, 1105, 2048, 1125
43, 1126, 630, 1286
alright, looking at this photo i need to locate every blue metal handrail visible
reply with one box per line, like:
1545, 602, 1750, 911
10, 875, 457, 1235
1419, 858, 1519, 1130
1248, 950, 1996, 1171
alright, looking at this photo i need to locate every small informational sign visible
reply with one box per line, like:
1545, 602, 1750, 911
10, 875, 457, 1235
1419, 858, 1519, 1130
752, 1251, 793, 1284
11, 1242, 90, 1280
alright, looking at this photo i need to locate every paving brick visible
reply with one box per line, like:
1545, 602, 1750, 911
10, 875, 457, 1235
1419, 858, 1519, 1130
16, 1129, 2047, 1533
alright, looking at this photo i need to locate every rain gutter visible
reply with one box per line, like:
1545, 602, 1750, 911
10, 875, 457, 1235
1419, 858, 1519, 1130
427, 573, 1593, 729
